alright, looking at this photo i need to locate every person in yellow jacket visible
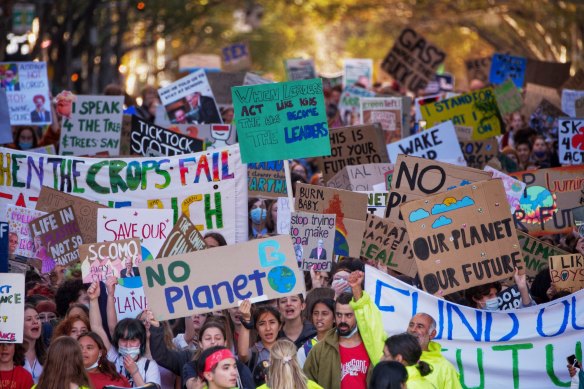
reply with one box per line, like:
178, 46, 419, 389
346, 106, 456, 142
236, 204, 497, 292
407, 313, 462, 389
382, 333, 437, 389
257, 339, 323, 389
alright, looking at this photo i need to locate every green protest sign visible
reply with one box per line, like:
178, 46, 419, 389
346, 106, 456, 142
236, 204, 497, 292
232, 78, 331, 163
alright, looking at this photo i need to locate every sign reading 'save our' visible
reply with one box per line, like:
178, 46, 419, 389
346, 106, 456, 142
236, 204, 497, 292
232, 78, 330, 163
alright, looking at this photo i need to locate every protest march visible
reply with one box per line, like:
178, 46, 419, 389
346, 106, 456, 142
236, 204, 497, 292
1, 3, 584, 389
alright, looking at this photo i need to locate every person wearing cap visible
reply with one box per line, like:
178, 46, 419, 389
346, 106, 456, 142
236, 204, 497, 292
195, 346, 240, 389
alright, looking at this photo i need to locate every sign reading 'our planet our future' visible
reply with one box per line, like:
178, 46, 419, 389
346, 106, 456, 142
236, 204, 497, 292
231, 78, 331, 163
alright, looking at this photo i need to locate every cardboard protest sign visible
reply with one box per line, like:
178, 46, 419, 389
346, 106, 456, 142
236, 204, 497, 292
206, 72, 246, 106
529, 99, 567, 141
573, 205, 584, 237
140, 235, 305, 320
421, 87, 504, 140
295, 183, 367, 257
363, 191, 389, 217
387, 121, 465, 166
489, 53, 527, 88
290, 211, 336, 271
29, 206, 84, 272
97, 208, 173, 260
248, 161, 288, 199
327, 163, 392, 191
400, 179, 523, 295
577, 97, 584, 118
0, 145, 248, 244
59, 95, 124, 156
5, 205, 46, 259
114, 276, 148, 320
549, 254, 584, 293
35, 186, 106, 243
493, 79, 523, 116
0, 90, 11, 144
343, 59, 373, 89
360, 97, 403, 144
385, 154, 492, 223
524, 59, 571, 89
221, 42, 251, 72
158, 69, 222, 125
156, 214, 206, 259
459, 137, 498, 169
413, 93, 457, 123
79, 238, 142, 283
360, 213, 415, 276
558, 118, 584, 165
285, 59, 316, 81
130, 116, 203, 157
562, 89, 584, 118
0, 273, 24, 342
523, 83, 561, 117
517, 230, 568, 282
497, 285, 522, 311
232, 78, 330, 163
316, 124, 389, 183
0, 223, 8, 272
178, 54, 221, 73
381, 28, 446, 92
510, 166, 584, 235
338, 86, 376, 126
365, 265, 584, 389
0, 62, 51, 125
465, 57, 492, 84
483, 166, 526, 214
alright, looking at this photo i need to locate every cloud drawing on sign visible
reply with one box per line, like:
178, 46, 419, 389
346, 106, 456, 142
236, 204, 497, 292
432, 215, 452, 228
409, 208, 430, 222
431, 196, 475, 215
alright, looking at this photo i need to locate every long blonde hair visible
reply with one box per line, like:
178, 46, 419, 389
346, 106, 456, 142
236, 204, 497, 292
265, 339, 308, 389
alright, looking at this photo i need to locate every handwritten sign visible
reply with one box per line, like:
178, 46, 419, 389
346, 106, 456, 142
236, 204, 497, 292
36, 186, 106, 243
493, 78, 523, 116
0, 62, 51, 125
0, 223, 8, 272
60, 95, 124, 156
5, 205, 46, 258
483, 166, 526, 214
529, 99, 566, 141
517, 230, 568, 282
295, 183, 367, 257
387, 121, 465, 165
400, 179, 523, 295
559, 118, 584, 165
327, 163, 392, 192
29, 206, 84, 271
360, 97, 403, 144
140, 236, 305, 320
248, 161, 288, 199
97, 208, 172, 260
465, 57, 492, 84
290, 211, 336, 271
363, 191, 389, 217
338, 86, 375, 126
79, 238, 142, 283
130, 116, 203, 157
381, 28, 446, 92
459, 137, 498, 169
232, 78, 330, 163
276, 197, 291, 234
0, 273, 24, 343
114, 276, 148, 320
561, 89, 584, 118
421, 87, 503, 140
156, 214, 206, 259
221, 42, 251, 72
549, 254, 584, 293
360, 213, 415, 276
489, 53, 527, 88
285, 59, 316, 81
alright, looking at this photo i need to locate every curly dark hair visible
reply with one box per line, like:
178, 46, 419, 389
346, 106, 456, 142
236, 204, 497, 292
55, 279, 89, 318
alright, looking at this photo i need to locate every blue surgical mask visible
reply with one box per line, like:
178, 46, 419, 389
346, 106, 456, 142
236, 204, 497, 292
250, 208, 266, 224
533, 151, 547, 159
119, 346, 140, 359
484, 298, 500, 311
19, 141, 33, 150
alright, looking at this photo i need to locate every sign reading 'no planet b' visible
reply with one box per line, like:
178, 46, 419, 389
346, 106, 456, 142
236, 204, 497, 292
232, 78, 331, 163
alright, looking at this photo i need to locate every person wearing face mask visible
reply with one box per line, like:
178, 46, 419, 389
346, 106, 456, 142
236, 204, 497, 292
465, 268, 534, 311
248, 198, 268, 239
78, 332, 131, 388
12, 126, 39, 150
87, 282, 161, 387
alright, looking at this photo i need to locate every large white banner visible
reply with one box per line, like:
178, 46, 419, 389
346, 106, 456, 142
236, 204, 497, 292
0, 145, 248, 244
365, 265, 583, 389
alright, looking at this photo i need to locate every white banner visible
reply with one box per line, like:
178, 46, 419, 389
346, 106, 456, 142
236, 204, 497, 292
365, 265, 583, 388
0, 145, 248, 244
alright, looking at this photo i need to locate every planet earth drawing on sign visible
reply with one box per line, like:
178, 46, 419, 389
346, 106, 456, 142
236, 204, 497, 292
268, 266, 296, 293
517, 185, 557, 224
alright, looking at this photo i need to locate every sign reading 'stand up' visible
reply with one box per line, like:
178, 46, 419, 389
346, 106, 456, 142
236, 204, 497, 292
400, 179, 523, 295
140, 235, 305, 320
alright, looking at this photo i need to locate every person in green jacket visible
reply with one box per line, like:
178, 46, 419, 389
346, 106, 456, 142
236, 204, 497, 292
382, 333, 437, 389
407, 313, 462, 389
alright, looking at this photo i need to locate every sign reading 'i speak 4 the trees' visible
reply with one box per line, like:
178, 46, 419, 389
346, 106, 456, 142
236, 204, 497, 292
232, 78, 330, 163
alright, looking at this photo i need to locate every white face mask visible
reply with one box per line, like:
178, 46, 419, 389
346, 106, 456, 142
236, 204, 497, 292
119, 346, 140, 359
484, 297, 500, 311
86, 359, 99, 370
